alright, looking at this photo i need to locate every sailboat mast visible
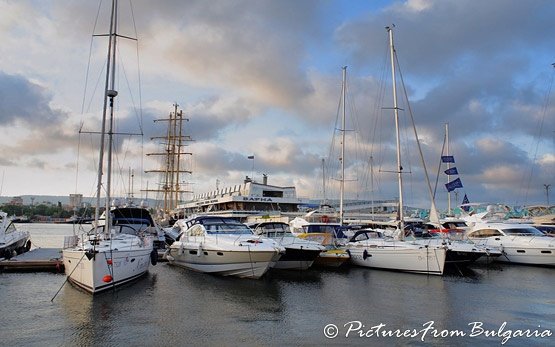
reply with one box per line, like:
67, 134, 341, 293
175, 108, 184, 208
321, 158, 326, 206
95, 0, 118, 230
446, 123, 451, 214
105, 0, 119, 235
340, 66, 347, 225
387, 26, 404, 235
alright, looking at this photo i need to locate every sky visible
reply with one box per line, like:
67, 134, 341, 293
0, 0, 554, 210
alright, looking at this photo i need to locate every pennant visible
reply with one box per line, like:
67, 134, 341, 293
445, 178, 463, 192
441, 155, 455, 163
444, 167, 459, 175
462, 194, 469, 204
462, 194, 470, 211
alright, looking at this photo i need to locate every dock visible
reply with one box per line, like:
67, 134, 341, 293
0, 248, 167, 273
0, 248, 64, 273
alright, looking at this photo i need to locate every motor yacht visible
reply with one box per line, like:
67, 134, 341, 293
165, 216, 285, 279
466, 222, 555, 266
248, 221, 325, 270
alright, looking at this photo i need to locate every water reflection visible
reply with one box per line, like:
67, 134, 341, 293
2, 225, 554, 346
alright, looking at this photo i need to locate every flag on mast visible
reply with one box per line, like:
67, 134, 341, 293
445, 178, 463, 192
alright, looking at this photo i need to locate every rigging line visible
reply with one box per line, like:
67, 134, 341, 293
521, 64, 555, 205
81, 0, 103, 115
50, 251, 87, 302
395, 51, 438, 215
129, 0, 145, 140
433, 130, 448, 200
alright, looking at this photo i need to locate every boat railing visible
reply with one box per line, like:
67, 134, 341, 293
63, 235, 79, 249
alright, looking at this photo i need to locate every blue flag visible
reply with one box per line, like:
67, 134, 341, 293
462, 194, 470, 211
441, 155, 455, 163
444, 167, 459, 175
445, 178, 463, 192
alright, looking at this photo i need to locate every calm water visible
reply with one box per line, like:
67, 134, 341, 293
1, 223, 554, 346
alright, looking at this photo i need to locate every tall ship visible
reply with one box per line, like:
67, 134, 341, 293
144, 103, 193, 224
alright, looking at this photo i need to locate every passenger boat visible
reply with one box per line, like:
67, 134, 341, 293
165, 216, 285, 278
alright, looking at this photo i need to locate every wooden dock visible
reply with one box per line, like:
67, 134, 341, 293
0, 248, 167, 273
0, 248, 64, 273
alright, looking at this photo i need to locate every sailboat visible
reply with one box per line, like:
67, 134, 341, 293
343, 26, 447, 275
291, 67, 354, 268
62, 0, 156, 294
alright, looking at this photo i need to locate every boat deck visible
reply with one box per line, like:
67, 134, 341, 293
0, 248, 64, 273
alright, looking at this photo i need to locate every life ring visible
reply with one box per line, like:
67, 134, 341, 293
321, 215, 329, 223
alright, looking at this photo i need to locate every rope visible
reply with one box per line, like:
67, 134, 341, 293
51, 252, 87, 302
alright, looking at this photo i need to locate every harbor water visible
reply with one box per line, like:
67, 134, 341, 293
1, 223, 554, 346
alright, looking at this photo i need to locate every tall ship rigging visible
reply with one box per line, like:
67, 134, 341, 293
145, 103, 193, 225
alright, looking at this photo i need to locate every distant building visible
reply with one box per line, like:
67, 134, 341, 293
9, 196, 23, 206
69, 194, 83, 208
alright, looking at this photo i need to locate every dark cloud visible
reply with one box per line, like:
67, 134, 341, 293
0, 71, 67, 126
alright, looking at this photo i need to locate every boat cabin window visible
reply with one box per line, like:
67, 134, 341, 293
351, 231, 381, 242
262, 190, 283, 198
469, 229, 503, 238
203, 222, 252, 234
258, 223, 289, 237
5, 223, 16, 234
443, 221, 467, 229
304, 224, 337, 234
502, 227, 545, 236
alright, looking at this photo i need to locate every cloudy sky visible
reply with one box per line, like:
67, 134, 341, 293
0, 0, 553, 210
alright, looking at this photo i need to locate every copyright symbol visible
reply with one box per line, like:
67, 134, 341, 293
323, 324, 339, 339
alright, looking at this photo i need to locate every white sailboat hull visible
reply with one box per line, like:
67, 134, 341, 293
347, 244, 447, 275
63, 235, 153, 294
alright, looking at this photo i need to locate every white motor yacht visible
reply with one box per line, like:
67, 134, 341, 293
408, 222, 502, 264
466, 222, 555, 266
248, 221, 325, 270
165, 216, 285, 279
0, 211, 31, 259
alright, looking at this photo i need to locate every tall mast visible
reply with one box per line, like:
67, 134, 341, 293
95, 0, 118, 232
174, 105, 184, 210
321, 158, 326, 206
387, 26, 404, 235
446, 123, 451, 214
145, 104, 192, 216
339, 66, 347, 225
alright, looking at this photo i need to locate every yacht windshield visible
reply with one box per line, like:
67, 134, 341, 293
201, 219, 252, 234
502, 227, 545, 236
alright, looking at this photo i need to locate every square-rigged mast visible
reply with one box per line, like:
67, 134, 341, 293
145, 103, 193, 215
